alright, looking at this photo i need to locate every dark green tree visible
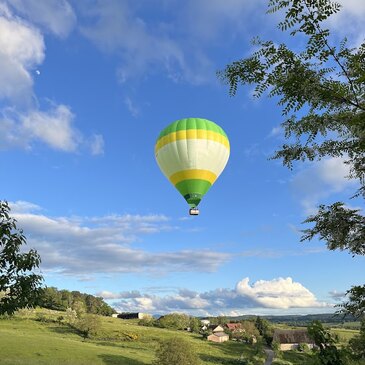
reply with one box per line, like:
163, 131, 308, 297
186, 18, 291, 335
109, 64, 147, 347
348, 318, 365, 360
219, 0, 365, 318
189, 316, 202, 333
158, 313, 190, 330
307, 321, 348, 365
152, 337, 200, 365
0, 201, 43, 315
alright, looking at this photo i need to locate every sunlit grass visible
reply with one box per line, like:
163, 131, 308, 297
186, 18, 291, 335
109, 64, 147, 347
0, 309, 265, 365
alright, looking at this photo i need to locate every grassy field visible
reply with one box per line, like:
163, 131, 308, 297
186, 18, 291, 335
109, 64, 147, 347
0, 309, 265, 365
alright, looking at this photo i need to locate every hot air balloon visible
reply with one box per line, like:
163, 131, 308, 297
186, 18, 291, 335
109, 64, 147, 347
155, 118, 230, 215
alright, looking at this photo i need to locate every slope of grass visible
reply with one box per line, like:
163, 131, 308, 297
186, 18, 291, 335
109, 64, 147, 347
0, 309, 266, 365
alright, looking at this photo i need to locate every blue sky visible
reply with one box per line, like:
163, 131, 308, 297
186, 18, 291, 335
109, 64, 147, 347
1, 0, 364, 316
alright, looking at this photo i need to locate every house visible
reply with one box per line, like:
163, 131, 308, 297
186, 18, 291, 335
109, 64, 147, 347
201, 319, 210, 330
226, 323, 244, 332
208, 324, 225, 333
116, 312, 148, 320
207, 332, 229, 343
273, 329, 315, 351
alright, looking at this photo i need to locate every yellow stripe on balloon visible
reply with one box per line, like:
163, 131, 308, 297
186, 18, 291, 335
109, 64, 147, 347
169, 169, 217, 185
155, 130, 230, 154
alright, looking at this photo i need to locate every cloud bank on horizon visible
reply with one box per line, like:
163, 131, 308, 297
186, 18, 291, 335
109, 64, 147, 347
97, 277, 330, 316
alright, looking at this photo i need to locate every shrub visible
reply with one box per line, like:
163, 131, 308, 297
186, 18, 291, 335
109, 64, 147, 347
153, 337, 200, 365
74, 314, 101, 339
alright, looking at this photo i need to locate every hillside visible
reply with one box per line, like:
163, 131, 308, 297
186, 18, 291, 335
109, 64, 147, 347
0, 308, 265, 365
211, 313, 360, 328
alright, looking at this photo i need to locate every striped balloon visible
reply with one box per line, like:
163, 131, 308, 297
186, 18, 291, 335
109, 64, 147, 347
155, 118, 230, 209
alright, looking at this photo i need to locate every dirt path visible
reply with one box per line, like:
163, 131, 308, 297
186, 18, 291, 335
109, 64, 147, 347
264, 348, 275, 365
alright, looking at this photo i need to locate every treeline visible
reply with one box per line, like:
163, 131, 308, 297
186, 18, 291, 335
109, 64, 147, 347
139, 313, 202, 332
38, 287, 116, 316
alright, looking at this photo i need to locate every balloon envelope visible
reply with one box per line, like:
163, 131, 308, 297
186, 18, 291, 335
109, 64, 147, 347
155, 118, 230, 209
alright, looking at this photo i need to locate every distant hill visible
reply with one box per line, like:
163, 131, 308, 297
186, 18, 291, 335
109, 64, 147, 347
201, 313, 358, 326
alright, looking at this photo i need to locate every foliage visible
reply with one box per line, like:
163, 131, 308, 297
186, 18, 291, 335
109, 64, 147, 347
307, 321, 348, 365
74, 314, 102, 339
0, 201, 43, 315
38, 286, 115, 316
340, 286, 365, 319
255, 316, 269, 336
190, 316, 202, 333
219, 0, 365, 318
138, 316, 157, 327
152, 337, 200, 365
209, 315, 228, 326
297, 342, 310, 352
348, 319, 365, 360
272, 341, 282, 358
157, 313, 190, 330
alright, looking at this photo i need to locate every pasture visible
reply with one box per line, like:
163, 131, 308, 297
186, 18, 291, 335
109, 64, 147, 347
0, 309, 265, 365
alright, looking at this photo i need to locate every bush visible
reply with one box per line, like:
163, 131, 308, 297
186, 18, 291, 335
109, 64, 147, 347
153, 337, 200, 365
74, 314, 101, 339
297, 343, 310, 352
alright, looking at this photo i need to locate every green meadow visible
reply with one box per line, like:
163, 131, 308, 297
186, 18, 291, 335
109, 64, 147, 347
0, 309, 265, 365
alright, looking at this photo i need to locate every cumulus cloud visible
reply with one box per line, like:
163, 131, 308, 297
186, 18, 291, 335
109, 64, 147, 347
8, 201, 231, 276
0, 105, 90, 152
291, 157, 357, 215
105, 277, 329, 315
6, 0, 76, 38
0, 4, 103, 154
0, 5, 44, 104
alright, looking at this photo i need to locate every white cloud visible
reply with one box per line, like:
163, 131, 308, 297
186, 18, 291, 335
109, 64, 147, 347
107, 276, 328, 315
181, 0, 265, 42
329, 1, 365, 45
8, 201, 231, 276
0, 105, 106, 154
21, 105, 79, 152
124, 97, 140, 118
90, 134, 104, 155
0, 7, 44, 104
236, 277, 320, 309
78, 0, 265, 85
0, 105, 81, 152
0, 4, 104, 155
6, 0, 76, 38
328, 290, 347, 302
291, 157, 357, 215
79, 0, 188, 83
9, 200, 42, 213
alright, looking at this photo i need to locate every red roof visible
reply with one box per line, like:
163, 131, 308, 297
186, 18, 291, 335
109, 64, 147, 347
226, 323, 242, 330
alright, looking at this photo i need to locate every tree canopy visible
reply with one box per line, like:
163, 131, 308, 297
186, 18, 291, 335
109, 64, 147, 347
38, 286, 116, 316
0, 201, 43, 315
219, 0, 365, 318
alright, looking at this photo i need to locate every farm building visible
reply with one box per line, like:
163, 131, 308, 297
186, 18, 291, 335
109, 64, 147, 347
209, 324, 225, 333
201, 319, 210, 330
273, 329, 315, 351
226, 323, 243, 332
207, 332, 229, 343
116, 312, 149, 320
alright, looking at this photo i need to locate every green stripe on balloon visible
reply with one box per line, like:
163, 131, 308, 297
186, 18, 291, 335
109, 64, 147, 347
157, 118, 228, 140
175, 179, 212, 208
